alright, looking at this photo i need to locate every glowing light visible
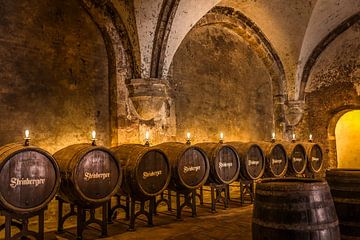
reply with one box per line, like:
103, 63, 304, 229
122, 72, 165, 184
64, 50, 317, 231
309, 134, 313, 141
292, 133, 296, 141
25, 129, 30, 139
186, 132, 191, 140
91, 130, 96, 140
272, 132, 276, 140
145, 130, 150, 141
220, 132, 224, 141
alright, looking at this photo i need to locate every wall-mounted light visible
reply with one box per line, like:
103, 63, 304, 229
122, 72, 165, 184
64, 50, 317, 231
271, 132, 276, 143
292, 133, 296, 143
219, 132, 224, 144
24, 129, 30, 146
144, 130, 150, 147
91, 130, 97, 146
309, 134, 313, 143
186, 131, 191, 145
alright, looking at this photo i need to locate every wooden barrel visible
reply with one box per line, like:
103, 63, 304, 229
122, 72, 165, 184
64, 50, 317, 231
304, 143, 324, 174
326, 169, 360, 239
283, 142, 307, 176
111, 144, 171, 199
258, 142, 288, 178
156, 142, 210, 191
253, 178, 340, 240
227, 142, 265, 180
0, 143, 60, 213
53, 144, 121, 205
195, 142, 240, 185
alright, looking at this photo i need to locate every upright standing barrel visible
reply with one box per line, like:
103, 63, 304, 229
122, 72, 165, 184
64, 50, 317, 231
257, 142, 288, 178
252, 178, 340, 240
111, 144, 171, 200
195, 143, 240, 185
0, 143, 60, 213
304, 143, 324, 175
227, 142, 265, 180
53, 144, 121, 206
283, 142, 307, 176
326, 169, 360, 239
156, 142, 210, 191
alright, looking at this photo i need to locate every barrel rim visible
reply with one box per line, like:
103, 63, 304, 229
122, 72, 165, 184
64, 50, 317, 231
72, 146, 122, 204
177, 146, 210, 189
256, 177, 327, 191
213, 144, 241, 184
306, 143, 323, 173
135, 148, 171, 197
290, 143, 307, 174
0, 144, 61, 213
267, 143, 288, 177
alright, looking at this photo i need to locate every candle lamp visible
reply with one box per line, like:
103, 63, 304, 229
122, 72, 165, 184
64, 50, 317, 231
309, 134, 313, 143
292, 133, 296, 143
144, 130, 150, 147
24, 129, 30, 146
271, 132, 276, 143
186, 132, 191, 145
219, 132, 224, 144
91, 130, 97, 146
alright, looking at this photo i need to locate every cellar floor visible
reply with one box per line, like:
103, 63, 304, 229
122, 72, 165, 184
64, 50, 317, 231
1, 185, 254, 240
53, 202, 253, 240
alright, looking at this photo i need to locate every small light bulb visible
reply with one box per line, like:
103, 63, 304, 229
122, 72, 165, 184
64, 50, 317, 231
272, 132, 276, 139
292, 133, 296, 140
145, 130, 150, 140
25, 129, 30, 139
91, 130, 96, 140
220, 132, 224, 141
186, 132, 191, 140
309, 134, 313, 141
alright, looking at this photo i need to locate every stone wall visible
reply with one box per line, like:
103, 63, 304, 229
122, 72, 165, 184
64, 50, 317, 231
0, 0, 109, 153
170, 23, 274, 143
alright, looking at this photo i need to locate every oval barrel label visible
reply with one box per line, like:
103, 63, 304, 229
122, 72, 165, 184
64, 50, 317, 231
0, 150, 56, 209
310, 145, 322, 171
76, 150, 119, 199
270, 145, 287, 176
137, 151, 169, 195
246, 146, 264, 178
216, 147, 238, 182
292, 145, 306, 173
178, 148, 207, 187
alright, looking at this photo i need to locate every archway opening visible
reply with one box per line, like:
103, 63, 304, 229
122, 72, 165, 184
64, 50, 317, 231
335, 110, 360, 168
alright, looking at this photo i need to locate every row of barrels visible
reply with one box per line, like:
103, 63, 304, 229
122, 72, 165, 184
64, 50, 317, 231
0, 141, 323, 214
253, 169, 360, 240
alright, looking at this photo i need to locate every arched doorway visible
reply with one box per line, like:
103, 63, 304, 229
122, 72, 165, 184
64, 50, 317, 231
335, 110, 360, 168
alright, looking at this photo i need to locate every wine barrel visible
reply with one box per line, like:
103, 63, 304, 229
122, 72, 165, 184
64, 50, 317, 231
195, 143, 240, 184
53, 144, 121, 206
257, 142, 288, 178
0, 143, 60, 213
111, 144, 171, 200
304, 143, 324, 174
283, 142, 307, 176
227, 142, 265, 180
326, 169, 360, 239
156, 142, 210, 191
252, 178, 340, 240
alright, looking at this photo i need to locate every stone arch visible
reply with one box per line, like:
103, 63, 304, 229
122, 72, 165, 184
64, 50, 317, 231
78, 0, 140, 145
327, 105, 360, 167
191, 6, 287, 135
298, 13, 360, 100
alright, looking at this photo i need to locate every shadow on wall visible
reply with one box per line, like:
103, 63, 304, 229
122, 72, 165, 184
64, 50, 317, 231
335, 110, 360, 168
170, 24, 274, 143
0, 0, 110, 153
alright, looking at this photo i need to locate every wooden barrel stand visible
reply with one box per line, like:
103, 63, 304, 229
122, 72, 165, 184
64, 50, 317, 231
107, 194, 130, 224
198, 184, 229, 212
56, 196, 108, 240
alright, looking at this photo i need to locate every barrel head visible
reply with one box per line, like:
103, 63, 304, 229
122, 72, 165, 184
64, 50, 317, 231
136, 150, 170, 196
75, 149, 120, 200
178, 148, 208, 188
245, 145, 265, 179
269, 144, 287, 177
309, 144, 323, 173
0, 150, 57, 210
215, 146, 239, 184
291, 144, 307, 174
